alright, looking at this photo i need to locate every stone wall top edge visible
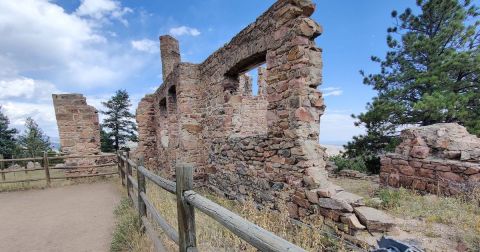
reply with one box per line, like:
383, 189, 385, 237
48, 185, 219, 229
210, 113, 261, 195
52, 93, 85, 99
153, 62, 200, 100
197, 0, 312, 74
385, 152, 479, 166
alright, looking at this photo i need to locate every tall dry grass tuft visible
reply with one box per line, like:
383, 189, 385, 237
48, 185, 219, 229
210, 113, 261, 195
144, 182, 347, 251
376, 187, 480, 251
111, 197, 152, 252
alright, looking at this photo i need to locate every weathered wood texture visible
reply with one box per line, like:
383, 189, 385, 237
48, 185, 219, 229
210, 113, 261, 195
0, 154, 5, 181
137, 157, 147, 232
50, 172, 118, 180
184, 190, 306, 252
0, 178, 45, 184
49, 163, 116, 170
142, 216, 167, 252
137, 165, 176, 193
0, 168, 45, 174
140, 191, 179, 244
126, 151, 132, 198
0, 157, 43, 162
43, 152, 51, 186
176, 164, 197, 252
47, 153, 116, 160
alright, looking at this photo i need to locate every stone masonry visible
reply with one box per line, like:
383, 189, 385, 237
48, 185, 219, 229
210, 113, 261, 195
52, 94, 102, 173
137, 0, 395, 233
380, 123, 480, 195
53, 94, 101, 155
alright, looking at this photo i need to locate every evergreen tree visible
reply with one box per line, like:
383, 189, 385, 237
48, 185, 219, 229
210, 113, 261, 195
17, 117, 51, 157
346, 0, 480, 172
101, 90, 137, 150
100, 127, 115, 152
0, 106, 18, 159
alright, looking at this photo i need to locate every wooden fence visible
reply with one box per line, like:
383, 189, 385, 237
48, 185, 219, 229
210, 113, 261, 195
0, 152, 118, 185
117, 151, 306, 252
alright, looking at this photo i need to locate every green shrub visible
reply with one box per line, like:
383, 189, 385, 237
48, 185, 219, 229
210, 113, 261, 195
329, 155, 367, 173
376, 188, 403, 209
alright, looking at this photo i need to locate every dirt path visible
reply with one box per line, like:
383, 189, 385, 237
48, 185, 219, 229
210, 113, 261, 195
0, 182, 121, 252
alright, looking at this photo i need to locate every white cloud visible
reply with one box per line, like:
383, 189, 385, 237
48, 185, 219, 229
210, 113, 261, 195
0, 0, 144, 89
169, 26, 201, 37
321, 87, 343, 97
131, 39, 158, 54
0, 0, 149, 139
75, 0, 133, 26
320, 112, 365, 145
1, 101, 57, 137
0, 77, 59, 101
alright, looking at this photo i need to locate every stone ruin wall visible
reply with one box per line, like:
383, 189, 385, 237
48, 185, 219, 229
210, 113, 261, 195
380, 123, 480, 195
52, 94, 101, 155
137, 0, 396, 233
52, 94, 105, 173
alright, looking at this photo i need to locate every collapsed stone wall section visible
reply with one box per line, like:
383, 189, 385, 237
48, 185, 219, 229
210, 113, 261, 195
380, 123, 480, 195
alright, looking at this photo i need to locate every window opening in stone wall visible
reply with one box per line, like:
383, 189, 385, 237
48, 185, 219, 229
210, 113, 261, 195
159, 98, 167, 118
167, 85, 177, 113
225, 51, 267, 97
244, 62, 267, 97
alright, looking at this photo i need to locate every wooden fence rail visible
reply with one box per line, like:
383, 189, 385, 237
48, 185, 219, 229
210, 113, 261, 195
0, 152, 118, 184
116, 151, 306, 252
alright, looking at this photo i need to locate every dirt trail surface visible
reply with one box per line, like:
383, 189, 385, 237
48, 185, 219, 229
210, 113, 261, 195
0, 182, 121, 252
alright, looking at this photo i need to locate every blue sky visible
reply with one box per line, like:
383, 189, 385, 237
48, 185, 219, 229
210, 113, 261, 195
0, 0, 419, 145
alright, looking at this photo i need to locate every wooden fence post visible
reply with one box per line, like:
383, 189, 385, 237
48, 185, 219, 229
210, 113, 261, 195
0, 154, 5, 181
126, 151, 132, 199
43, 152, 51, 186
176, 163, 197, 252
117, 151, 125, 186
137, 156, 147, 232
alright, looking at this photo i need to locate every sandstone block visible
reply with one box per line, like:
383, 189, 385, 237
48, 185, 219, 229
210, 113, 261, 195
340, 213, 366, 230
354, 206, 395, 232
318, 198, 353, 212
398, 165, 414, 176
305, 189, 319, 204
439, 172, 463, 182
331, 191, 364, 207
410, 145, 429, 159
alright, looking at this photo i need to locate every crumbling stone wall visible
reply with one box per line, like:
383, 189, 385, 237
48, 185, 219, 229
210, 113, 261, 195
52, 94, 101, 155
380, 123, 480, 195
137, 0, 395, 233
52, 94, 103, 173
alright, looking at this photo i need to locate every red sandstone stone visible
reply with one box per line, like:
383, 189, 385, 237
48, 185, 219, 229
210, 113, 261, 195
410, 146, 430, 159
294, 107, 315, 122
439, 172, 463, 182
398, 165, 415, 176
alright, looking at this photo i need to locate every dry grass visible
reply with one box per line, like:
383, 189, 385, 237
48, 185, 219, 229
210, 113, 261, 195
112, 178, 353, 252
376, 187, 480, 251
147, 184, 348, 251
111, 197, 151, 252
331, 176, 480, 251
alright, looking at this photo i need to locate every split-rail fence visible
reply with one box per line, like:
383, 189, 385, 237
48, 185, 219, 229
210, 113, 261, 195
116, 151, 306, 252
0, 152, 117, 185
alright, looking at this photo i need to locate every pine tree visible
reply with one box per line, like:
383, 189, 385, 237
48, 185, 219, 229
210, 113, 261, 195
101, 90, 137, 150
17, 117, 51, 157
0, 106, 18, 159
346, 0, 480, 172
100, 127, 115, 153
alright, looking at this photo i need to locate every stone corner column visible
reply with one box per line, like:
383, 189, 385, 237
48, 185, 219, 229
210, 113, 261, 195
160, 35, 181, 81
